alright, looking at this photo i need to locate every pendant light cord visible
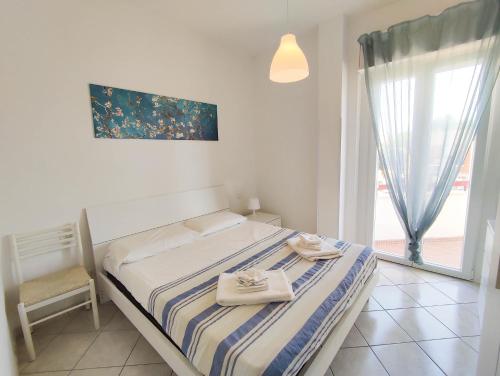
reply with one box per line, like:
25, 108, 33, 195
286, 0, 289, 33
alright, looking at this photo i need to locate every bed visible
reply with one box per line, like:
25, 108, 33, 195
87, 186, 379, 376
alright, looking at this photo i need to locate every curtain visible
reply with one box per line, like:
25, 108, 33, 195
358, 0, 500, 264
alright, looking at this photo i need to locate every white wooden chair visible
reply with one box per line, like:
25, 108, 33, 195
10, 222, 99, 361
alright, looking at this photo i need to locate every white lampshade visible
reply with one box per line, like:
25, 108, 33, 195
269, 33, 309, 83
248, 197, 261, 211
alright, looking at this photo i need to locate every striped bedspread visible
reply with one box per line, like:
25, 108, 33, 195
147, 228, 377, 376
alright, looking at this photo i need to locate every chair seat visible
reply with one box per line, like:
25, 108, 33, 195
20, 265, 91, 307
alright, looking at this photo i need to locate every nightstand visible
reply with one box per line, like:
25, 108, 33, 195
246, 212, 282, 227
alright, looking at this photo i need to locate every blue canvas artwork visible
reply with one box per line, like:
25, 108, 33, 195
89, 84, 218, 140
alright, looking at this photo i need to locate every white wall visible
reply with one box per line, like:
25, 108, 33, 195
317, 16, 344, 238
253, 28, 319, 233
0, 0, 257, 329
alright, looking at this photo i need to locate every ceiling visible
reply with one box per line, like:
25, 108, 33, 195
148, 0, 400, 54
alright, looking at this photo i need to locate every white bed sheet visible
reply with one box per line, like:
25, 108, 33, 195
103, 220, 279, 310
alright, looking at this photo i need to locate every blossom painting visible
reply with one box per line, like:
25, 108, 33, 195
89, 84, 218, 140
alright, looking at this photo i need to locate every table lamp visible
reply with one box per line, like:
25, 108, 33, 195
248, 198, 260, 215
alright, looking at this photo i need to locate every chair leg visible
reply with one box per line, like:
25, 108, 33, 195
89, 279, 100, 330
84, 292, 91, 310
18, 303, 35, 361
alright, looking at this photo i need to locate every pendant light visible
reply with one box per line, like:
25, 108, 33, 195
269, 0, 309, 83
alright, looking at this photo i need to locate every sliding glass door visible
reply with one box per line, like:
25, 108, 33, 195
363, 58, 491, 278
373, 168, 406, 258
373, 147, 475, 271
421, 148, 474, 269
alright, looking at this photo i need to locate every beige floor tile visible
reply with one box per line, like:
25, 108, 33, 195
63, 303, 117, 333
372, 342, 445, 376
340, 326, 368, 348
419, 338, 478, 376
397, 283, 455, 306
371, 285, 420, 309
126, 336, 164, 365
461, 336, 481, 352
426, 305, 480, 337
69, 367, 122, 375
22, 332, 98, 373
381, 267, 426, 284
376, 274, 394, 286
17, 333, 57, 370
411, 269, 459, 283
31, 313, 76, 336
324, 367, 334, 376
103, 311, 136, 331
362, 297, 384, 311
75, 330, 139, 369
387, 308, 456, 341
431, 281, 479, 303
330, 347, 388, 376
355, 311, 412, 345
121, 364, 172, 376
460, 302, 479, 317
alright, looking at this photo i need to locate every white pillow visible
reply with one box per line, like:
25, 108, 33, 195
184, 211, 247, 236
105, 224, 199, 273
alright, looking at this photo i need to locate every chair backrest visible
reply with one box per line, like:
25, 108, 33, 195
10, 222, 84, 284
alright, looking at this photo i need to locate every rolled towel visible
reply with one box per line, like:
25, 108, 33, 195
236, 268, 267, 286
236, 269, 269, 293
299, 233, 322, 246
287, 237, 343, 261
216, 269, 295, 306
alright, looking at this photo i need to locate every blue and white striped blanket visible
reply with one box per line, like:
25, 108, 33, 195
147, 228, 376, 376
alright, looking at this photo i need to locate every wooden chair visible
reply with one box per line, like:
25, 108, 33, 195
10, 222, 99, 361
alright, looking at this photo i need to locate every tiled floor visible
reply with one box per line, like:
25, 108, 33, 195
16, 304, 176, 376
330, 260, 480, 376
16, 260, 480, 376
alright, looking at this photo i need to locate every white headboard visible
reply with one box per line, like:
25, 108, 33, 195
86, 185, 229, 297
87, 185, 229, 245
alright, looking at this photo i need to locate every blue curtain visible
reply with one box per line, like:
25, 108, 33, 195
358, 0, 500, 264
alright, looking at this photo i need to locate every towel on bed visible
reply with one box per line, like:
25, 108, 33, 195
299, 233, 322, 246
235, 268, 269, 293
287, 237, 343, 261
216, 269, 294, 306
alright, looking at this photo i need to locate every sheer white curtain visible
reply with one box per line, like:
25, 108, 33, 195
358, 0, 500, 264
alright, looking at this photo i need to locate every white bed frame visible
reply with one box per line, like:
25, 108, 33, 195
86, 185, 378, 376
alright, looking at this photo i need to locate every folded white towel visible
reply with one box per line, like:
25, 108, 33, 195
299, 233, 322, 246
287, 237, 343, 261
298, 239, 323, 250
237, 278, 268, 288
235, 268, 267, 285
235, 269, 269, 293
292, 236, 338, 253
236, 281, 269, 293
216, 269, 295, 306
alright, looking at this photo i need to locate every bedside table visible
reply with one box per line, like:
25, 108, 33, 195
246, 212, 282, 227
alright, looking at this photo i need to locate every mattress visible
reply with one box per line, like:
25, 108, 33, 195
103, 221, 377, 376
